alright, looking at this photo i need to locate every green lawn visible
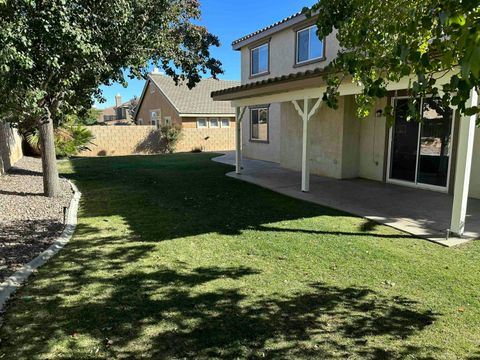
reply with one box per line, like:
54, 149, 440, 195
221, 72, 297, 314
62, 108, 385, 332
0, 153, 479, 359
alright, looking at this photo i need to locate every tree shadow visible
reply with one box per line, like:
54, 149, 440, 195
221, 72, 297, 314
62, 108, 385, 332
134, 130, 170, 154
0, 219, 64, 282
0, 264, 439, 359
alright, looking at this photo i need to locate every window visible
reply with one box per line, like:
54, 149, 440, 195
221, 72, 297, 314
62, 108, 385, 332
137, 118, 144, 125
250, 43, 269, 76
164, 116, 172, 126
250, 107, 269, 142
150, 111, 158, 126
296, 25, 324, 64
197, 118, 207, 128
209, 118, 219, 128
220, 118, 230, 128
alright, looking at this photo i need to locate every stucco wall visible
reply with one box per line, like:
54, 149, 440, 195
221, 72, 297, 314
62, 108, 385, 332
280, 98, 346, 178
468, 128, 480, 199
358, 99, 388, 181
240, 25, 340, 84
135, 80, 182, 126
0, 122, 23, 175
242, 103, 281, 163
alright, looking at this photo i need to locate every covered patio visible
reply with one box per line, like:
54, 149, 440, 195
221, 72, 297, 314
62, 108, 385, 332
214, 152, 480, 247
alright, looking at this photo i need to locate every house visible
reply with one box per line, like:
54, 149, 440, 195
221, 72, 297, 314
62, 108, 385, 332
97, 95, 137, 125
211, 11, 480, 242
134, 70, 240, 152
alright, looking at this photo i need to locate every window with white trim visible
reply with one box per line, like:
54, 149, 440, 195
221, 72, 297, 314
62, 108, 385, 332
164, 116, 172, 126
137, 118, 143, 125
150, 111, 158, 126
197, 118, 207, 128
220, 118, 230, 128
251, 43, 269, 76
296, 25, 324, 64
250, 107, 269, 142
209, 118, 219, 128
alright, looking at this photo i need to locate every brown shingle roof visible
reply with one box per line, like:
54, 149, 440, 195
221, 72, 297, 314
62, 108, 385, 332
149, 75, 240, 115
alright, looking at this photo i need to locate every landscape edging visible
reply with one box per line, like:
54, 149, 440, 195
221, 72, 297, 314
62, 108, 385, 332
0, 180, 81, 311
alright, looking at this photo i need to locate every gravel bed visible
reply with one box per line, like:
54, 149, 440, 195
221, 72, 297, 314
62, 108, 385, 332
0, 157, 73, 283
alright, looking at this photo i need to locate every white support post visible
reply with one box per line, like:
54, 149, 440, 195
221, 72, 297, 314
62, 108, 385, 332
450, 88, 478, 236
235, 107, 246, 175
301, 98, 310, 192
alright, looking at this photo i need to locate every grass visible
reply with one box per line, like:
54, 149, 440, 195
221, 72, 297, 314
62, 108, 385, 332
0, 153, 479, 359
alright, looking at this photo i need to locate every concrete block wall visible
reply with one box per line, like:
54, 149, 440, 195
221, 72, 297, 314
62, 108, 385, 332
79, 125, 235, 157
0, 122, 23, 175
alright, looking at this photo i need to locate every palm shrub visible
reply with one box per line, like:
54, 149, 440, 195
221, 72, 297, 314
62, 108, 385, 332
26, 118, 94, 158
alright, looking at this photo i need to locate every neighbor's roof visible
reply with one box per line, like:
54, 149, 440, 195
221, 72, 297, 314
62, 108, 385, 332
149, 74, 240, 115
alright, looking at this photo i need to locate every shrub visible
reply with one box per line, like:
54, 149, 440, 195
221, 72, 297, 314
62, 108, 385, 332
26, 119, 94, 158
159, 125, 182, 154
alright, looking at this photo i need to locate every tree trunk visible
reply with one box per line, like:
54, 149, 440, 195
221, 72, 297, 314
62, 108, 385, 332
38, 114, 60, 197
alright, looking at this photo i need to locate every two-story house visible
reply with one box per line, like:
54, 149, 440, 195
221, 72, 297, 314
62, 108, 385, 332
212, 11, 480, 242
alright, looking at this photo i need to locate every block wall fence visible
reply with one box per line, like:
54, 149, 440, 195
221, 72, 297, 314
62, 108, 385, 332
78, 125, 235, 157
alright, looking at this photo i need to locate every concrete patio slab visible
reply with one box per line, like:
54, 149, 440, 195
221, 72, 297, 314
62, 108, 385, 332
213, 153, 480, 247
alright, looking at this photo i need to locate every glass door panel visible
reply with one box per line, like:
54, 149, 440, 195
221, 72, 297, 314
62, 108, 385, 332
417, 98, 453, 187
390, 99, 420, 183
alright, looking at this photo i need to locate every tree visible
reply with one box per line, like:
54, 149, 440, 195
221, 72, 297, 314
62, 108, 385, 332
0, 0, 222, 197
78, 108, 103, 126
305, 0, 479, 122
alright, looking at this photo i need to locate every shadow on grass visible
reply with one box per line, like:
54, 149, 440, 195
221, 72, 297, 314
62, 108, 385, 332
0, 154, 435, 358
2, 263, 438, 359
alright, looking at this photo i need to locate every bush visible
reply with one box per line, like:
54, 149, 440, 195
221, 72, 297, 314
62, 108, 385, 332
26, 119, 94, 158
159, 125, 182, 154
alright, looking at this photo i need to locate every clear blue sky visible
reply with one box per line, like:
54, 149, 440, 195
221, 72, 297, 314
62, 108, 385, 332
96, 0, 316, 108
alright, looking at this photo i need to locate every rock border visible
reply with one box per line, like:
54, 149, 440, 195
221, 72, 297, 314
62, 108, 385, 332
0, 180, 81, 311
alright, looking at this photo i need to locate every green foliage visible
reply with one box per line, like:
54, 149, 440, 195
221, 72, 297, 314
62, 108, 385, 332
0, 0, 223, 130
305, 0, 480, 121
78, 108, 102, 126
159, 125, 183, 154
26, 119, 94, 158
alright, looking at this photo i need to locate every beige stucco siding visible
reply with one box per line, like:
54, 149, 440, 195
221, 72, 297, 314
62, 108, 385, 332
358, 99, 388, 181
280, 98, 346, 178
468, 128, 480, 199
242, 103, 281, 163
240, 26, 340, 84
136, 80, 182, 126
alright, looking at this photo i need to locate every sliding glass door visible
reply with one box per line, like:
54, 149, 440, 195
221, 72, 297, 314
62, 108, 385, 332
389, 97, 454, 190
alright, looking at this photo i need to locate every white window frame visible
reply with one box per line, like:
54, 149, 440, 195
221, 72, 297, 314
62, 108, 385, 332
209, 118, 219, 128
137, 118, 144, 125
150, 111, 158, 126
250, 43, 269, 77
250, 107, 269, 142
296, 25, 324, 65
197, 118, 208, 128
164, 116, 172, 126
220, 118, 230, 128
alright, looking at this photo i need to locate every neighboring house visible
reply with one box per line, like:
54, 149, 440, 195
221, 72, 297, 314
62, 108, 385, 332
212, 11, 480, 238
97, 95, 137, 125
134, 70, 240, 151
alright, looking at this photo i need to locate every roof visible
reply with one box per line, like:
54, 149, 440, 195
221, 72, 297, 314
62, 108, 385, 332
232, 11, 303, 47
211, 68, 331, 100
148, 74, 240, 115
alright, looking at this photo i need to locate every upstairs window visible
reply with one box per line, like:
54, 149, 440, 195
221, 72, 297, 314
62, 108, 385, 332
251, 43, 269, 76
296, 25, 324, 65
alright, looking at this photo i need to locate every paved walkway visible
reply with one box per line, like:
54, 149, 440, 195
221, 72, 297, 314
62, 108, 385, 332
214, 153, 480, 247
